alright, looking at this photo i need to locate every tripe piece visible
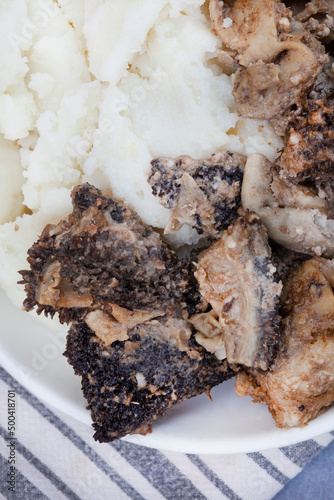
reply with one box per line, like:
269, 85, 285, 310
236, 257, 334, 427
242, 153, 334, 257
148, 151, 246, 238
210, 0, 328, 130
191, 213, 282, 371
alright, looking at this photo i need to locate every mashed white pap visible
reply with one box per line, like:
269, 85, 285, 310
0, 0, 282, 310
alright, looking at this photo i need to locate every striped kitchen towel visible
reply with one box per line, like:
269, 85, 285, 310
0, 365, 333, 500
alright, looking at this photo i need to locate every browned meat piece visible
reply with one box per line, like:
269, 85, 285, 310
190, 213, 282, 371
236, 257, 334, 428
210, 0, 328, 128
210, 0, 291, 67
232, 41, 321, 124
148, 151, 246, 238
278, 67, 334, 217
20, 184, 189, 322
20, 183, 235, 442
241, 153, 334, 257
65, 318, 234, 442
297, 0, 334, 44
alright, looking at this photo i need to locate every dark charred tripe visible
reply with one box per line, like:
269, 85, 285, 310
148, 151, 246, 238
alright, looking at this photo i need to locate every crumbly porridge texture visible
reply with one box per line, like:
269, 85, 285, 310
65, 319, 234, 442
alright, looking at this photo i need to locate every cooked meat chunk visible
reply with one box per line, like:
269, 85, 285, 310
20, 184, 189, 321
278, 67, 334, 217
236, 257, 334, 427
241, 153, 334, 257
64, 318, 234, 442
190, 213, 282, 371
189, 309, 228, 361
232, 41, 321, 122
210, 0, 328, 127
210, 0, 290, 67
84, 306, 165, 346
297, 0, 334, 44
148, 151, 246, 238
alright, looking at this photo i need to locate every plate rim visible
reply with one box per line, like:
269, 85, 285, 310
1, 289, 333, 455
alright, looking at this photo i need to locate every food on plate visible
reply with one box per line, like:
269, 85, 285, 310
278, 66, 334, 217
20, 179, 334, 437
190, 213, 282, 370
148, 150, 246, 238
20, 184, 235, 441
236, 257, 334, 427
210, 0, 329, 133
242, 153, 334, 257
20, 184, 189, 322
65, 319, 234, 442
1, 0, 333, 440
209, 0, 334, 429
296, 0, 334, 44
0, 0, 282, 311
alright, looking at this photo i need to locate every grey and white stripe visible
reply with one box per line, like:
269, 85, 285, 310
0, 424, 81, 500
0, 451, 48, 500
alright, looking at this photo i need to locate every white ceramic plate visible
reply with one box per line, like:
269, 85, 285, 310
1, 289, 333, 454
